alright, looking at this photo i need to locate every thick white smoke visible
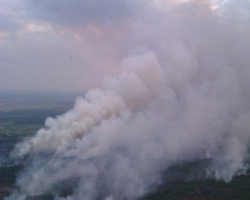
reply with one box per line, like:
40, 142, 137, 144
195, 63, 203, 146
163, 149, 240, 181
12, 51, 162, 158
5, 0, 250, 200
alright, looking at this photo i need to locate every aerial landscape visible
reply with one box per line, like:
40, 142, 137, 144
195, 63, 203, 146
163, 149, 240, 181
1, 0, 250, 200
1, 92, 250, 199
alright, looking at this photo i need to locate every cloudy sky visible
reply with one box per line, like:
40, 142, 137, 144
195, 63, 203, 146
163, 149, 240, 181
0, 0, 249, 92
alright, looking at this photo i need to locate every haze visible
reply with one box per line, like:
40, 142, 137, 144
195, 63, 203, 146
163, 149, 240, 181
2, 0, 250, 200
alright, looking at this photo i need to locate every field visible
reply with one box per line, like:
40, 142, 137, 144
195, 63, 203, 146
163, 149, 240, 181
1, 92, 250, 200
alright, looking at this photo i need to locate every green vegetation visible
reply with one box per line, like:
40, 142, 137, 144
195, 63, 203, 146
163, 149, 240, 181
0, 109, 64, 160
0, 109, 65, 199
0, 121, 42, 138
0, 165, 23, 199
142, 175, 250, 200
0, 109, 63, 126
141, 161, 250, 200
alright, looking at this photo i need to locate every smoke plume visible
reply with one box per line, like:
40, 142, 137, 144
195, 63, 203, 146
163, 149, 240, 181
5, 0, 250, 199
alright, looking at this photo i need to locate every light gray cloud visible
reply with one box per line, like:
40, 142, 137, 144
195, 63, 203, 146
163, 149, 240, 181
0, 0, 25, 32
23, 0, 145, 28
1, 0, 250, 92
1, 0, 137, 91
0, 28, 120, 91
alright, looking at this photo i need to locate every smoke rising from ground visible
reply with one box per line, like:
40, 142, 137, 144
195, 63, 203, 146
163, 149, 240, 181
5, 0, 250, 199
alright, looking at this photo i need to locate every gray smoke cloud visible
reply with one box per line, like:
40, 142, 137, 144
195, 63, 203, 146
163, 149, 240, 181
5, 0, 250, 199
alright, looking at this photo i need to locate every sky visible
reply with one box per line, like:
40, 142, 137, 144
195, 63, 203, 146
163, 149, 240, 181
0, 0, 250, 92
